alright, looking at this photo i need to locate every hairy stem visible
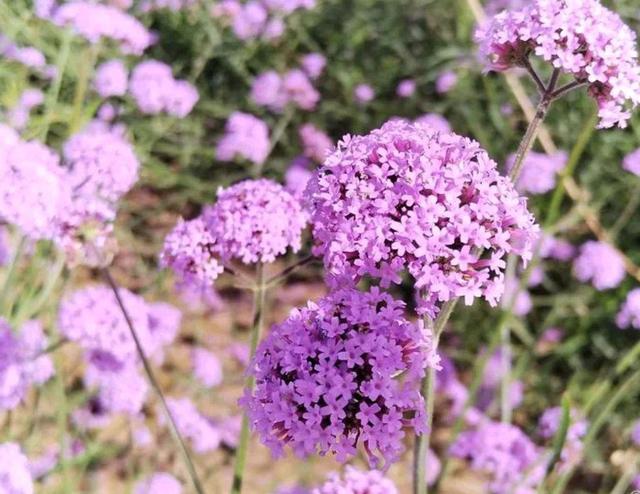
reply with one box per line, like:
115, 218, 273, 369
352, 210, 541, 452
413, 299, 457, 494
101, 268, 206, 494
231, 263, 266, 494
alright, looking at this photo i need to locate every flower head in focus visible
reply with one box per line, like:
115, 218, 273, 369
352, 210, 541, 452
312, 466, 398, 494
476, 0, 640, 128
242, 287, 437, 467
307, 119, 538, 317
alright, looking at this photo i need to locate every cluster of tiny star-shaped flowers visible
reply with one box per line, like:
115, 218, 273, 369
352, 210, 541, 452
476, 0, 640, 129
616, 288, 640, 330
451, 419, 543, 494
242, 287, 438, 468
161, 178, 307, 287
306, 119, 538, 317
312, 466, 398, 494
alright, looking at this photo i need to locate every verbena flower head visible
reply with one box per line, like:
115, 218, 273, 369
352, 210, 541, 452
0, 36, 56, 78
216, 112, 270, 165
506, 150, 567, 195
202, 178, 307, 264
414, 114, 451, 133
299, 123, 332, 162
0, 442, 33, 494
51, 1, 153, 55
9, 89, 44, 130
84, 362, 149, 415
436, 70, 457, 94
573, 240, 625, 290
307, 119, 538, 316
538, 406, 588, 471
192, 348, 223, 388
616, 288, 640, 330
300, 53, 326, 79
451, 420, 543, 494
93, 59, 128, 98
623, 148, 640, 176
63, 122, 139, 203
251, 70, 319, 112
354, 83, 375, 104
0, 134, 71, 240
242, 287, 437, 467
396, 79, 416, 98
312, 466, 398, 494
129, 60, 198, 117
58, 285, 154, 370
134, 473, 182, 494
285, 157, 313, 198
163, 398, 221, 453
476, 0, 640, 129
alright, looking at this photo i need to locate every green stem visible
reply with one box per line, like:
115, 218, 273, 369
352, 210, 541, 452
101, 267, 206, 494
413, 299, 457, 494
231, 263, 266, 494
41, 29, 73, 142
0, 235, 25, 315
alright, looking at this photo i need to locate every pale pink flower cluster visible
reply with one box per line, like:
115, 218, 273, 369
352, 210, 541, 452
251, 69, 320, 112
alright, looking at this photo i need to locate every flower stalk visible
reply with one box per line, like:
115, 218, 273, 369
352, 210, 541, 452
231, 263, 266, 494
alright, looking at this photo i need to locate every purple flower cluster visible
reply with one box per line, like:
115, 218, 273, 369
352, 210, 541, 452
161, 179, 306, 287
414, 113, 451, 134
242, 287, 436, 467
451, 420, 543, 494
476, 0, 640, 128
0, 442, 33, 494
58, 285, 180, 371
251, 69, 320, 112
191, 348, 223, 388
300, 53, 326, 79
353, 83, 375, 104
0, 127, 71, 240
0, 36, 57, 79
507, 151, 567, 195
0, 319, 55, 411
285, 157, 313, 198
573, 240, 625, 290
213, 0, 315, 41
216, 112, 270, 165
538, 406, 588, 472
311, 466, 398, 494
93, 59, 128, 98
307, 119, 538, 317
299, 124, 332, 162
9, 89, 44, 130
134, 473, 182, 494
623, 148, 640, 176
163, 398, 221, 453
83, 362, 149, 415
49, 1, 153, 55
616, 288, 640, 330
129, 60, 199, 117
435, 70, 457, 94
396, 79, 416, 98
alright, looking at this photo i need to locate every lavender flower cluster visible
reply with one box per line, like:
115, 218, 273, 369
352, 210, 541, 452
306, 119, 539, 317
242, 287, 437, 467
0, 442, 33, 494
476, 0, 640, 128
216, 112, 271, 165
161, 178, 307, 287
251, 68, 320, 112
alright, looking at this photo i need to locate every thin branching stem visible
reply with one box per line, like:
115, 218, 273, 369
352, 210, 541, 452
413, 299, 457, 494
550, 80, 587, 100
231, 263, 266, 494
521, 57, 547, 95
101, 267, 206, 494
266, 255, 316, 287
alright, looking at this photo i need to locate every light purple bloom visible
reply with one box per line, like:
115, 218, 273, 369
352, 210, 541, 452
93, 59, 128, 98
616, 288, 640, 330
307, 119, 539, 317
51, 1, 153, 55
413, 113, 451, 133
192, 348, 223, 388
216, 112, 270, 164
353, 83, 375, 104
631, 420, 640, 446
507, 151, 567, 194
251, 70, 319, 112
84, 362, 149, 415
8, 89, 44, 130
299, 124, 332, 162
476, 0, 640, 129
285, 157, 313, 198
538, 406, 588, 471
134, 472, 182, 494
396, 79, 416, 98
0, 442, 33, 494
242, 287, 437, 467
129, 60, 198, 117
574, 240, 625, 290
300, 53, 326, 79
623, 148, 640, 176
312, 466, 398, 493
162, 398, 221, 453
435, 70, 457, 94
